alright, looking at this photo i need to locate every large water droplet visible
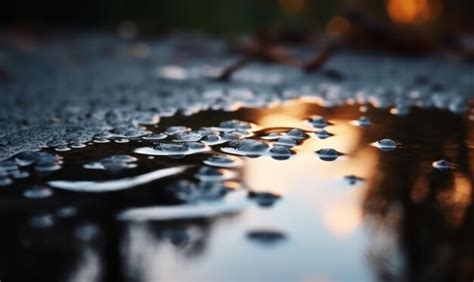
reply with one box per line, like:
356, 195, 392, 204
270, 145, 292, 160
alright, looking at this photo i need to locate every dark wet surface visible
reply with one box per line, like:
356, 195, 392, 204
0, 101, 473, 282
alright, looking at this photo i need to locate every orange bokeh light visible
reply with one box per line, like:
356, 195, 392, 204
386, 0, 442, 24
279, 0, 305, 15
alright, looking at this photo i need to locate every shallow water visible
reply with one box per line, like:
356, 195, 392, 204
0, 100, 473, 282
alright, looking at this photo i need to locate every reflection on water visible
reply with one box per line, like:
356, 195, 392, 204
0, 101, 472, 282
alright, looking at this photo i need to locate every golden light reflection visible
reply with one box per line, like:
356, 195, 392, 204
437, 173, 472, 228
244, 102, 378, 238
322, 201, 362, 238
386, 0, 442, 24
326, 16, 351, 37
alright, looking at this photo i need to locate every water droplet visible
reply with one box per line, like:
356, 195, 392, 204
93, 138, 110, 143
70, 143, 87, 148
353, 116, 372, 127
202, 134, 223, 145
218, 119, 252, 130
168, 180, 199, 203
84, 155, 138, 173
308, 116, 328, 128
34, 153, 63, 172
55, 145, 71, 152
195, 166, 236, 182
204, 155, 242, 168
57, 206, 78, 218
75, 224, 99, 242
196, 181, 232, 201
142, 133, 168, 141
221, 140, 269, 157
315, 129, 333, 139
154, 142, 188, 153
0, 169, 12, 186
110, 126, 149, 138
344, 175, 364, 185
0, 160, 18, 171
248, 191, 281, 207
269, 145, 292, 160
29, 213, 55, 228
275, 136, 298, 147
15, 151, 41, 166
187, 142, 206, 150
10, 169, 30, 179
432, 159, 450, 171
247, 230, 287, 245
165, 126, 191, 135
221, 132, 242, 141
114, 138, 130, 143
261, 132, 281, 140
172, 132, 203, 142
135, 142, 210, 156
286, 128, 305, 139
316, 148, 341, 161
23, 186, 53, 199
374, 139, 397, 151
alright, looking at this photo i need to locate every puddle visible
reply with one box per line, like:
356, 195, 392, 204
0, 100, 472, 281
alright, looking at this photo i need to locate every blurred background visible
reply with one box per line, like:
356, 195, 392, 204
2, 0, 473, 37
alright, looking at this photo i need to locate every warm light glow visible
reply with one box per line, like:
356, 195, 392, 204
244, 102, 377, 238
437, 173, 472, 228
386, 0, 442, 24
322, 202, 362, 238
326, 16, 351, 37
279, 0, 305, 15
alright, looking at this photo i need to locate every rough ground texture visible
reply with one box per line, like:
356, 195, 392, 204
0, 31, 473, 160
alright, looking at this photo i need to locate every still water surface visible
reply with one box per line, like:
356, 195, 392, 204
0, 100, 472, 282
